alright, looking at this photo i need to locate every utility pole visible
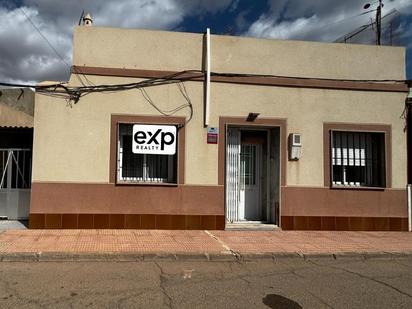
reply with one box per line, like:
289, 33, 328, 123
364, 0, 384, 45
376, 0, 382, 45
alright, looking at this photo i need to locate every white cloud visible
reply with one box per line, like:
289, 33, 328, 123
1, 0, 411, 83
0, 0, 236, 83
246, 15, 319, 40
244, 0, 412, 42
91, 0, 185, 30
0, 6, 71, 83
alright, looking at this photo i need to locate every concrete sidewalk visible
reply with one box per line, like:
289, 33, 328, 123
0, 229, 412, 261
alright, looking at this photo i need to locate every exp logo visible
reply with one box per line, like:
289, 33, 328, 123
132, 124, 177, 155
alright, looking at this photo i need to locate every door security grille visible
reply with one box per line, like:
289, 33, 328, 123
0, 149, 32, 189
226, 128, 241, 223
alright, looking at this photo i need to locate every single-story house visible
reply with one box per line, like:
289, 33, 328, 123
29, 22, 410, 230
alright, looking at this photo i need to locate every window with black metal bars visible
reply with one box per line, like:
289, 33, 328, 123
331, 131, 385, 187
117, 124, 177, 184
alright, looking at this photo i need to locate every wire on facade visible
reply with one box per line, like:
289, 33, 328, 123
210, 71, 408, 83
138, 82, 193, 126
0, 73, 409, 98
177, 82, 194, 125
1, 68, 409, 128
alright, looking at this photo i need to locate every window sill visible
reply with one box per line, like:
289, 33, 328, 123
330, 185, 386, 191
116, 181, 179, 187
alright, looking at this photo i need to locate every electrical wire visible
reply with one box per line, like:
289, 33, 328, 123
0, 69, 408, 94
0, 68, 408, 126
4, 9, 407, 127
177, 82, 194, 125
71, 66, 97, 87
139, 88, 189, 115
138, 81, 193, 125
210, 71, 408, 83
19, 7, 95, 88
19, 7, 70, 69
318, 9, 377, 31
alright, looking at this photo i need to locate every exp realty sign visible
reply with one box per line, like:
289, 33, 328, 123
132, 124, 177, 155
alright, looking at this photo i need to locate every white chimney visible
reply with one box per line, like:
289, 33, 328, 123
82, 13, 93, 26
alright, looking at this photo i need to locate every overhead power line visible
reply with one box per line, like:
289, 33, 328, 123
319, 9, 377, 30
0, 69, 407, 97
0, 70, 408, 91
0, 69, 408, 126
18, 7, 93, 87
19, 7, 70, 69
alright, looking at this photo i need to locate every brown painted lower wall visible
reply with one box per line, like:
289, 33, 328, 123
30, 183, 409, 231
30, 182, 225, 229
29, 213, 225, 230
280, 186, 408, 231
281, 186, 407, 217
281, 216, 408, 231
30, 182, 224, 215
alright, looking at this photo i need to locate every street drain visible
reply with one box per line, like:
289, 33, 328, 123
262, 294, 302, 309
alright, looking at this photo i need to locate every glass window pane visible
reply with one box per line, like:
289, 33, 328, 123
240, 145, 256, 186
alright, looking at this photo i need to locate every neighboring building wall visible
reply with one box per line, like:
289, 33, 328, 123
30, 27, 409, 230
0, 88, 34, 128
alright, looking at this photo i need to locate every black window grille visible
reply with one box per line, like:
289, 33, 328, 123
331, 131, 385, 187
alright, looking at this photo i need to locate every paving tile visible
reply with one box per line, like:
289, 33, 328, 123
1, 230, 412, 256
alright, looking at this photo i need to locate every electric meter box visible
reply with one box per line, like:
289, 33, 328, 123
289, 133, 302, 160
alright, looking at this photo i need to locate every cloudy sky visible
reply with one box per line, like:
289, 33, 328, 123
1, 0, 412, 84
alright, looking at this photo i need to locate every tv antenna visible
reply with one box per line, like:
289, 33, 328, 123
364, 0, 396, 45
78, 10, 85, 26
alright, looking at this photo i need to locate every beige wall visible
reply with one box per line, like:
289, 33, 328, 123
33, 74, 407, 189
32, 27, 407, 190
73, 26, 405, 80
211, 83, 407, 189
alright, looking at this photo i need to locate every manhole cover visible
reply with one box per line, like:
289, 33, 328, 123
263, 294, 302, 309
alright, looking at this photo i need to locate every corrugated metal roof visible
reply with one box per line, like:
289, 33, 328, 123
0, 126, 33, 129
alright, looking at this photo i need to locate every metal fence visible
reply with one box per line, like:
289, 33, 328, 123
0, 149, 32, 189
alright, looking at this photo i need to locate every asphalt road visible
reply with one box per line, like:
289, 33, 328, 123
0, 257, 412, 308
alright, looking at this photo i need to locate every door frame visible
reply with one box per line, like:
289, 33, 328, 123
218, 117, 287, 229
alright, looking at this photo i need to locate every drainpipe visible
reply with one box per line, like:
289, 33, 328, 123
408, 184, 412, 232
407, 94, 412, 231
204, 28, 211, 127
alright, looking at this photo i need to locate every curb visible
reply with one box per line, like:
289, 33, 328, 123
0, 251, 412, 262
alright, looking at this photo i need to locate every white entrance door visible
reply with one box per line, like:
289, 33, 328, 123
239, 144, 261, 221
226, 127, 263, 223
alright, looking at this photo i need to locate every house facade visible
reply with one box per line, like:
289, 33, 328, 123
29, 25, 409, 230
